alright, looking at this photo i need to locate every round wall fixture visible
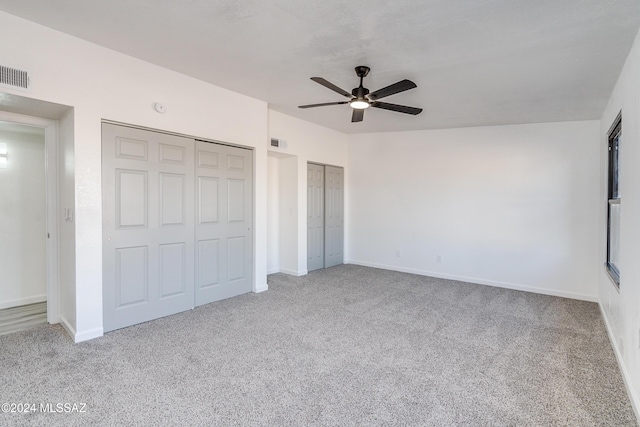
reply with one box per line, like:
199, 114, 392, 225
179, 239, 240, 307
153, 102, 167, 114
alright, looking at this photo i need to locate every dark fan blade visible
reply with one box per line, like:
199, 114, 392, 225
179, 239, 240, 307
351, 109, 364, 122
298, 101, 349, 109
371, 102, 422, 115
310, 77, 352, 98
368, 79, 417, 100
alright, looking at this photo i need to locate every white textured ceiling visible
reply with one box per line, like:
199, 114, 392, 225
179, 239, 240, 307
0, 0, 639, 133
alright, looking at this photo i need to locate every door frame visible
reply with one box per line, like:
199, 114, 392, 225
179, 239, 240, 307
0, 111, 59, 323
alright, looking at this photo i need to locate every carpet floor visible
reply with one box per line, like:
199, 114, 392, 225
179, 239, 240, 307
0, 265, 636, 426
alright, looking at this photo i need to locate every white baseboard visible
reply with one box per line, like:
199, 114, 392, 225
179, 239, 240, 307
279, 268, 308, 277
60, 316, 103, 343
59, 315, 75, 341
267, 268, 279, 275
254, 283, 269, 293
73, 326, 103, 343
0, 294, 47, 310
345, 259, 597, 302
600, 304, 640, 423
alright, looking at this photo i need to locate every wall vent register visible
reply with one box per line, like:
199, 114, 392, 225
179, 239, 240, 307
0, 65, 30, 91
270, 138, 287, 149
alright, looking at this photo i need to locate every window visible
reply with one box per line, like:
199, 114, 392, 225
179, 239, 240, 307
606, 114, 621, 286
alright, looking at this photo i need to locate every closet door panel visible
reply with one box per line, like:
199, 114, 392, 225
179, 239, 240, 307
102, 123, 195, 332
195, 141, 253, 306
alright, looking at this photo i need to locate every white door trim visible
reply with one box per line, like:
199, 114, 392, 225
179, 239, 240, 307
0, 111, 60, 324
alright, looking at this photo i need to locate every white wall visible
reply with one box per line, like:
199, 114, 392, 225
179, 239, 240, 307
278, 155, 299, 275
267, 155, 280, 274
58, 108, 76, 329
267, 110, 349, 275
0, 126, 46, 308
599, 28, 640, 419
0, 11, 268, 341
348, 121, 601, 301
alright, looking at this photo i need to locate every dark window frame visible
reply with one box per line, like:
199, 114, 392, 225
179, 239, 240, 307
606, 113, 621, 287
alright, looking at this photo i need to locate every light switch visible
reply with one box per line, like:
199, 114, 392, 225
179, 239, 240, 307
0, 143, 7, 168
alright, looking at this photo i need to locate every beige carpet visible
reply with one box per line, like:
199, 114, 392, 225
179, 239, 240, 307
0, 266, 636, 426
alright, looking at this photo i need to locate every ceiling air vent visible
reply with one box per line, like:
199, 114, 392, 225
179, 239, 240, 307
0, 65, 31, 92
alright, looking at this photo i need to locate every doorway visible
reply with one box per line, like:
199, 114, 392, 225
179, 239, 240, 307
0, 113, 59, 332
307, 163, 344, 272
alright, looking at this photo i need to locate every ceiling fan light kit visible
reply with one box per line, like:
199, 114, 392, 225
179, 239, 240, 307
350, 100, 369, 109
299, 66, 422, 122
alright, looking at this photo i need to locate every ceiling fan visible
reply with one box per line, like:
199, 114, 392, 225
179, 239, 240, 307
298, 66, 422, 122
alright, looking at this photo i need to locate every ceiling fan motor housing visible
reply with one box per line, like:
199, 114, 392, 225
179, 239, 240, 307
352, 86, 370, 99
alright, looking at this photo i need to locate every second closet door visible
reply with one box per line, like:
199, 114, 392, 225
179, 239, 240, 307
324, 165, 344, 268
307, 163, 344, 272
307, 163, 325, 272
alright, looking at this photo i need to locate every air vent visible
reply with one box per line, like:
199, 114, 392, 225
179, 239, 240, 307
270, 138, 288, 149
0, 65, 31, 91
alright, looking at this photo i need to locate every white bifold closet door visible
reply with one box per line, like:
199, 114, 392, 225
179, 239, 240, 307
194, 140, 253, 306
324, 165, 344, 268
307, 163, 325, 272
102, 123, 252, 332
307, 163, 344, 272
